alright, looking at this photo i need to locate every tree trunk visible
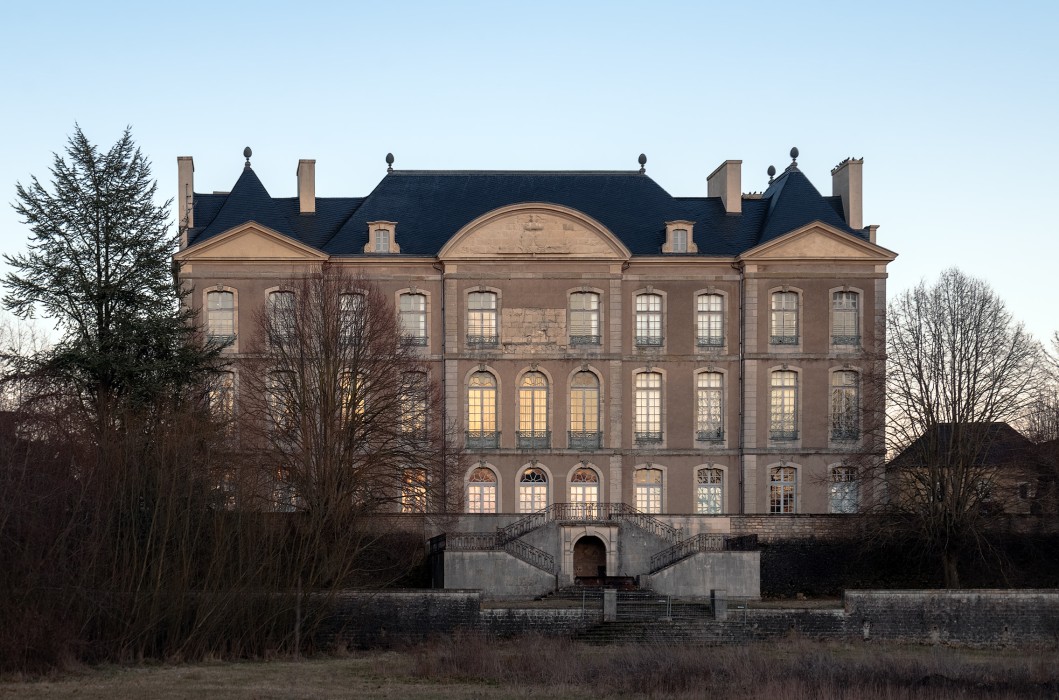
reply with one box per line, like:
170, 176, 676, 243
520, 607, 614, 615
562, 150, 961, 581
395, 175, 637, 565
942, 549, 961, 588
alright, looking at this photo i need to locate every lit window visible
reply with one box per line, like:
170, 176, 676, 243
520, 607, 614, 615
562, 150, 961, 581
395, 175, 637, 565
830, 371, 860, 441
634, 372, 662, 443
769, 466, 797, 514
267, 371, 296, 435
467, 467, 497, 514
570, 467, 599, 504
399, 293, 427, 346
635, 294, 663, 346
569, 371, 600, 450
696, 372, 724, 442
272, 468, 298, 512
635, 468, 663, 514
206, 290, 235, 343
832, 291, 860, 346
466, 372, 498, 449
268, 291, 296, 347
696, 468, 723, 514
569, 292, 601, 345
770, 291, 799, 345
518, 372, 549, 448
400, 372, 427, 435
769, 370, 798, 441
467, 292, 498, 346
339, 292, 364, 343
519, 467, 548, 513
375, 228, 390, 253
672, 229, 688, 253
340, 371, 365, 424
829, 466, 858, 513
402, 468, 427, 513
696, 294, 724, 347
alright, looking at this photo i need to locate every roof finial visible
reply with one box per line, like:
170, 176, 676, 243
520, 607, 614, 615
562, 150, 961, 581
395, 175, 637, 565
789, 146, 799, 166
243, 147, 252, 169
386, 152, 394, 173
638, 153, 647, 174
767, 164, 777, 184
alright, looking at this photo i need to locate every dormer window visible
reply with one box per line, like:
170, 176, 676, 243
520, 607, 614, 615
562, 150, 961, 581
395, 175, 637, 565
663, 220, 697, 254
364, 221, 400, 254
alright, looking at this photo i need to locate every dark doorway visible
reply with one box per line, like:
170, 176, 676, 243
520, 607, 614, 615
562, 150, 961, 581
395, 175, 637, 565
573, 535, 607, 578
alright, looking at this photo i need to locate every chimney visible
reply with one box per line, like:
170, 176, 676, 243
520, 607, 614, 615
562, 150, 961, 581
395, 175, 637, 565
831, 158, 864, 231
297, 159, 316, 215
707, 160, 742, 214
177, 156, 194, 248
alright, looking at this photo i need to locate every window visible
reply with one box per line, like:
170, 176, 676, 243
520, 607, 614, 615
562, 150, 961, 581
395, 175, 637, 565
339, 292, 364, 343
769, 466, 797, 514
467, 291, 498, 346
635, 293, 663, 346
770, 291, 799, 345
634, 372, 662, 443
268, 291, 295, 347
569, 292, 601, 345
832, 291, 860, 346
830, 370, 860, 441
375, 228, 390, 253
519, 467, 548, 513
672, 229, 688, 253
402, 468, 427, 513
518, 372, 549, 448
635, 468, 663, 514
570, 467, 599, 504
696, 294, 724, 347
272, 468, 298, 512
467, 467, 497, 514
829, 466, 858, 513
467, 372, 498, 449
400, 372, 428, 436
696, 372, 724, 442
769, 370, 798, 441
340, 371, 365, 424
399, 293, 427, 346
206, 290, 235, 343
569, 371, 601, 449
209, 371, 235, 420
696, 468, 723, 514
267, 371, 296, 435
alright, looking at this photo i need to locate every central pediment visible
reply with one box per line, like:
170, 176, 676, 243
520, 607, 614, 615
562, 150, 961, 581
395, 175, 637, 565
438, 203, 631, 261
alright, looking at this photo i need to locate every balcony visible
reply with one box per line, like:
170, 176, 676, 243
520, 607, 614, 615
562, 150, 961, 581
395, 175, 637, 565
466, 430, 500, 449
696, 336, 723, 348
696, 428, 724, 443
769, 335, 798, 345
402, 335, 428, 347
634, 431, 663, 445
635, 335, 664, 347
830, 427, 860, 442
516, 430, 551, 449
770, 428, 799, 441
831, 335, 861, 347
568, 430, 602, 450
466, 334, 499, 348
569, 334, 601, 346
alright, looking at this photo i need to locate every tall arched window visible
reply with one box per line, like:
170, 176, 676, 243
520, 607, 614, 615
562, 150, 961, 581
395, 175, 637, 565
831, 370, 860, 441
569, 292, 601, 345
696, 467, 723, 514
696, 372, 724, 442
467, 291, 498, 346
570, 467, 599, 505
402, 468, 427, 513
519, 467, 548, 512
467, 372, 498, 449
339, 292, 364, 343
399, 293, 427, 345
832, 291, 860, 346
569, 371, 601, 449
635, 293, 663, 346
268, 290, 295, 347
770, 291, 799, 345
769, 370, 798, 441
696, 293, 724, 347
400, 372, 427, 435
467, 467, 497, 514
206, 290, 235, 343
635, 468, 663, 514
209, 371, 235, 420
518, 372, 549, 448
829, 466, 859, 513
634, 372, 662, 443
769, 466, 797, 513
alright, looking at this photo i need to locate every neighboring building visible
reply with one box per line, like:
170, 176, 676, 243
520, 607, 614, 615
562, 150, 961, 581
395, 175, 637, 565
174, 148, 896, 596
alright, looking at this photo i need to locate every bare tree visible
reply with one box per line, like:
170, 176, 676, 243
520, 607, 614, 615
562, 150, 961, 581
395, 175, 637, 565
237, 265, 461, 587
859, 268, 1046, 587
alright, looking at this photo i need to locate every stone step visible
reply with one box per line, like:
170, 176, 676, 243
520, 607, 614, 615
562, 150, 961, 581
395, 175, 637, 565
573, 620, 757, 645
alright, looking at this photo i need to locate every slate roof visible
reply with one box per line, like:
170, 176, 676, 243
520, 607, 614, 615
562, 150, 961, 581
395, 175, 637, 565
889, 423, 1035, 469
186, 162, 869, 256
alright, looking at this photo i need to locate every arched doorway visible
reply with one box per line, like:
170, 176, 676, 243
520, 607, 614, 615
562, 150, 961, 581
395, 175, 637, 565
573, 536, 607, 578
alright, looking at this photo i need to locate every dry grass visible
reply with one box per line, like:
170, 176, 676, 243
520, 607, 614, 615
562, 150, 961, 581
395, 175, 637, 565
2, 638, 1056, 700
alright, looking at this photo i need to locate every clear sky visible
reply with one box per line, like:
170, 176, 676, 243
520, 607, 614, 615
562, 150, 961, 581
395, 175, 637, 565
1, 1, 1056, 342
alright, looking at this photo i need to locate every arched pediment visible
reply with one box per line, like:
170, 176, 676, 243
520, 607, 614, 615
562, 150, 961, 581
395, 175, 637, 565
438, 203, 631, 261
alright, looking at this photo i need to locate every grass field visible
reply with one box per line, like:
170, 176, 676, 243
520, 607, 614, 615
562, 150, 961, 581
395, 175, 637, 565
2, 636, 1056, 699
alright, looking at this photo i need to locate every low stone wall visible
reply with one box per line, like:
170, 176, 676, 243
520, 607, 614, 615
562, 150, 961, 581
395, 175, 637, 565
480, 608, 603, 637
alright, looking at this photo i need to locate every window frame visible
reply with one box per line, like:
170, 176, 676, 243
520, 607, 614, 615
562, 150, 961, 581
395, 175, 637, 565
568, 290, 602, 347
569, 466, 601, 505
830, 369, 860, 442
769, 369, 799, 442
695, 466, 724, 515
634, 292, 664, 347
466, 289, 499, 348
830, 288, 862, 348
769, 465, 798, 514
205, 288, 237, 347
518, 465, 550, 513
695, 292, 725, 349
517, 370, 550, 449
769, 289, 800, 346
568, 370, 602, 450
466, 465, 499, 514
695, 371, 725, 443
828, 465, 859, 514
398, 290, 429, 347
634, 467, 664, 514
633, 371, 663, 444
466, 370, 500, 449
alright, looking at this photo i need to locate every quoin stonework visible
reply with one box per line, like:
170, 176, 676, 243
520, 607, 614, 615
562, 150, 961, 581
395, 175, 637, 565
174, 148, 896, 597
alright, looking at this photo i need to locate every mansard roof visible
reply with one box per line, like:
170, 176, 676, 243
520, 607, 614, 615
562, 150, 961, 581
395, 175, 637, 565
185, 163, 869, 257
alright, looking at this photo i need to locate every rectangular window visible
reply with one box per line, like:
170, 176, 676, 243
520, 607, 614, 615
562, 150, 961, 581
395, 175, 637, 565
340, 292, 363, 344
829, 467, 858, 513
769, 370, 798, 441
400, 373, 428, 436
635, 294, 663, 346
569, 292, 601, 345
635, 469, 663, 514
209, 371, 235, 420
206, 291, 235, 342
467, 292, 498, 346
672, 229, 688, 253
769, 467, 797, 514
375, 229, 390, 253
770, 291, 799, 345
399, 293, 427, 345
696, 372, 724, 442
268, 291, 295, 348
832, 291, 860, 346
634, 372, 662, 443
401, 469, 427, 513
697, 294, 724, 347
696, 468, 723, 514
830, 371, 860, 441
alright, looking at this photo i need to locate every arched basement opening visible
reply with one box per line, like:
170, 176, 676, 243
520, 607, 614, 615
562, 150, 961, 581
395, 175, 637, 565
573, 535, 607, 579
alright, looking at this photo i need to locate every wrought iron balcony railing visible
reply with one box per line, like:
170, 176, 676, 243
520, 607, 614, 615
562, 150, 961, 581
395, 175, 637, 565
635, 335, 664, 347
634, 431, 663, 444
830, 427, 860, 442
770, 428, 799, 441
516, 430, 551, 449
696, 336, 723, 348
831, 334, 861, 347
466, 430, 500, 449
402, 335, 429, 347
770, 334, 798, 345
569, 334, 601, 346
696, 428, 724, 443
466, 334, 499, 347
568, 430, 602, 450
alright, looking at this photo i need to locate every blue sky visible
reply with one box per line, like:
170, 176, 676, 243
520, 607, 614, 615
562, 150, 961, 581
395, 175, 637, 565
1, 1, 1056, 342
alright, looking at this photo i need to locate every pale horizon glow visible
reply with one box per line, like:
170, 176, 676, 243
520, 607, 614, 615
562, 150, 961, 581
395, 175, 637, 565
1, 1, 1056, 345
